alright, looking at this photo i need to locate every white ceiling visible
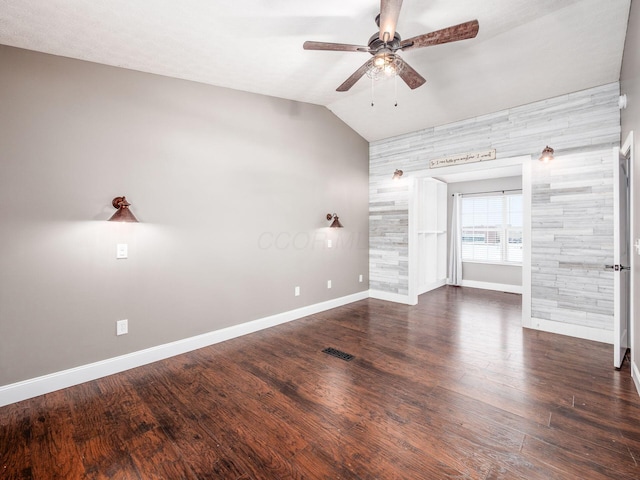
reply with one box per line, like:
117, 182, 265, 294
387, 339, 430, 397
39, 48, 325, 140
0, 0, 631, 141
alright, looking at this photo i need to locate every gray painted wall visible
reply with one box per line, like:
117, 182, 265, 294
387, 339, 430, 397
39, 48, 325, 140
620, 0, 640, 383
0, 45, 369, 386
447, 176, 523, 287
370, 83, 620, 334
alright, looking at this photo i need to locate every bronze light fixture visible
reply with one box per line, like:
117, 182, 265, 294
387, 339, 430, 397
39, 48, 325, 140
326, 213, 343, 228
109, 196, 139, 223
392, 169, 404, 180
539, 146, 554, 163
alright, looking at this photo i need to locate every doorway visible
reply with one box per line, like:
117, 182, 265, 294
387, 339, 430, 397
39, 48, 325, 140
407, 155, 532, 328
614, 133, 634, 369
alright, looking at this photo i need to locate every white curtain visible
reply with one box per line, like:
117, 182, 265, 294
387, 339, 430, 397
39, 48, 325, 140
448, 193, 463, 286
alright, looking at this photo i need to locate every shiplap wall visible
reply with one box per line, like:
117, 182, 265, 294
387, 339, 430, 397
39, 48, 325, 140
530, 150, 614, 331
370, 82, 620, 335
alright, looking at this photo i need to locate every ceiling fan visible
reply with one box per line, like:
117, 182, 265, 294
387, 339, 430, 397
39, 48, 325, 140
303, 0, 479, 92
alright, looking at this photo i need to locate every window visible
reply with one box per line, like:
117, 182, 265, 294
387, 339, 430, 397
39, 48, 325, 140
460, 193, 522, 264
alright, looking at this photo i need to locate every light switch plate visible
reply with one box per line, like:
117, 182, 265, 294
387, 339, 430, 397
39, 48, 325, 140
116, 319, 128, 336
116, 243, 128, 259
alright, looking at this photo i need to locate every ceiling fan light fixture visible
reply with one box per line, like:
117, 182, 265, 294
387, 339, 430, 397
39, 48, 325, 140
366, 52, 403, 80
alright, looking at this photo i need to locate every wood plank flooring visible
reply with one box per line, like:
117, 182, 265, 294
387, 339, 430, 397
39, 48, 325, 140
2, 286, 640, 479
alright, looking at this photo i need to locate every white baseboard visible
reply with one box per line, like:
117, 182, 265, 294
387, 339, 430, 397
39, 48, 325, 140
0, 291, 369, 408
632, 361, 640, 397
368, 289, 416, 305
527, 317, 612, 344
460, 279, 522, 294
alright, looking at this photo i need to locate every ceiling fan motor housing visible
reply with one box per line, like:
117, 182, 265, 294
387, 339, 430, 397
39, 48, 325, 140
368, 32, 402, 54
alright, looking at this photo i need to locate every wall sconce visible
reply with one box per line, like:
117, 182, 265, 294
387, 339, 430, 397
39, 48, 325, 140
539, 146, 554, 163
109, 196, 139, 222
392, 169, 403, 180
326, 213, 343, 228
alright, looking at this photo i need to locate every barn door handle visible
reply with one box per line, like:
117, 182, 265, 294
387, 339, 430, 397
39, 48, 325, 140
605, 264, 630, 271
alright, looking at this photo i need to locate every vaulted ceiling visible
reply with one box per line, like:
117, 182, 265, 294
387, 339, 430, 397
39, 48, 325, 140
0, 0, 631, 141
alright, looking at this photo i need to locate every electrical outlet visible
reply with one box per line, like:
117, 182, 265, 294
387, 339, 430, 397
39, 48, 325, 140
116, 319, 128, 336
327, 280, 332, 289
295, 286, 300, 297
359, 274, 363, 283
327, 239, 332, 248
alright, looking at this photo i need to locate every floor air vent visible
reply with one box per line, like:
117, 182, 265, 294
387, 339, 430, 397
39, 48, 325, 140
322, 347, 354, 362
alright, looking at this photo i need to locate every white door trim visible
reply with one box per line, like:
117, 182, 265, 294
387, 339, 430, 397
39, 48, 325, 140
613, 145, 630, 368
621, 132, 635, 373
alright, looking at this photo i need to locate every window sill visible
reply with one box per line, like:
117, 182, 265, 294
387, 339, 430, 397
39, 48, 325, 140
461, 260, 522, 267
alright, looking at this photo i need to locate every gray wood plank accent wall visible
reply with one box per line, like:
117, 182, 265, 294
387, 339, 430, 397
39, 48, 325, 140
370, 82, 621, 335
531, 149, 615, 332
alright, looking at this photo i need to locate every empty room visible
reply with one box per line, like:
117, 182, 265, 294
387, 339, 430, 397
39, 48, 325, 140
2, 0, 640, 478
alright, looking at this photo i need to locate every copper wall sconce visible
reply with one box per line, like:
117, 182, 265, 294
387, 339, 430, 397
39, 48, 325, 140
539, 146, 554, 163
392, 169, 403, 180
326, 213, 343, 228
109, 196, 139, 222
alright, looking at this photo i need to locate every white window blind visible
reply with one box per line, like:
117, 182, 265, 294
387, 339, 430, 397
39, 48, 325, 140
461, 192, 522, 265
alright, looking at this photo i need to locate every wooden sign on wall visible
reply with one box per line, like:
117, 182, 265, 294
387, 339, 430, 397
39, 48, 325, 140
429, 149, 496, 169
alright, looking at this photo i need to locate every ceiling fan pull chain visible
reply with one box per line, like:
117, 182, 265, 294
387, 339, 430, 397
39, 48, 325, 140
394, 74, 398, 107
371, 76, 375, 107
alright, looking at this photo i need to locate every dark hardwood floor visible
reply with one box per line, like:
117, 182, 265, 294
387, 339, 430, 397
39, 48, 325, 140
2, 286, 640, 479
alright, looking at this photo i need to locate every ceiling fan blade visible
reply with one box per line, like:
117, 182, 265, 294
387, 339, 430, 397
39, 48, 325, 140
303, 41, 370, 52
397, 58, 426, 89
400, 19, 479, 51
337, 60, 371, 92
379, 0, 403, 42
